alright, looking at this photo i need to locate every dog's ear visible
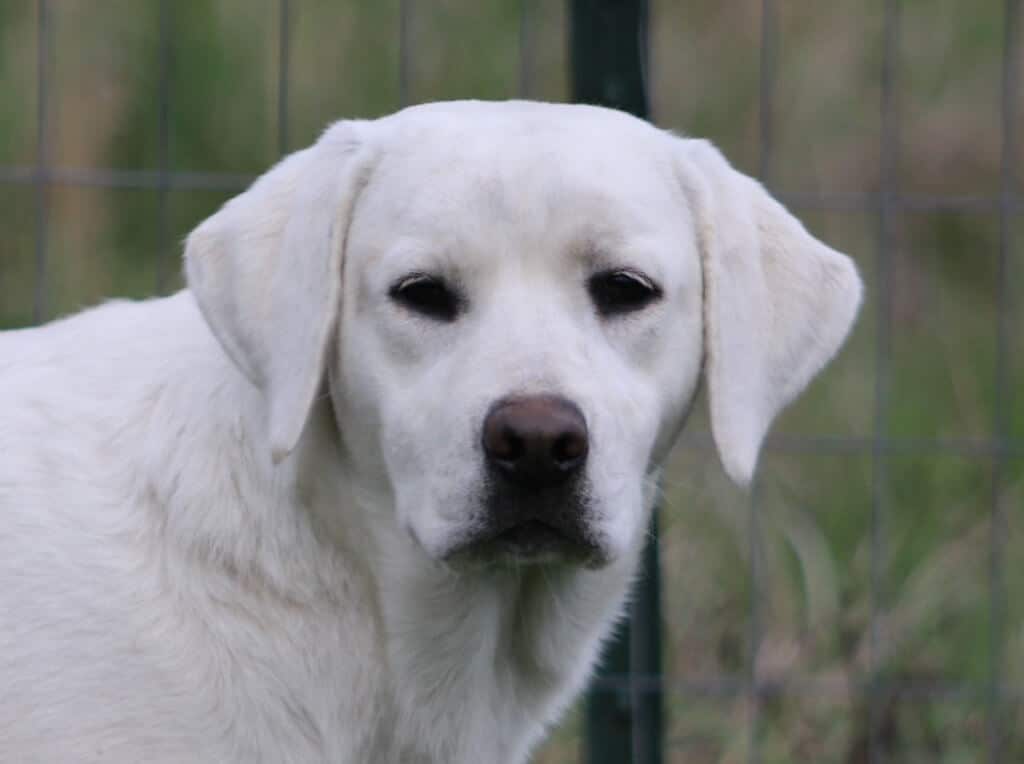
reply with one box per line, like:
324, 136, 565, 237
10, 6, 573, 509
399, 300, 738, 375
185, 122, 373, 463
676, 139, 862, 485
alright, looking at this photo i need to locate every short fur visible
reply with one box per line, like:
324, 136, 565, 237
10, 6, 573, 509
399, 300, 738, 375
0, 101, 861, 763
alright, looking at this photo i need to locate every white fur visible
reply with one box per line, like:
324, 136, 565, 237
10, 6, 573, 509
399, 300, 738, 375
0, 100, 861, 763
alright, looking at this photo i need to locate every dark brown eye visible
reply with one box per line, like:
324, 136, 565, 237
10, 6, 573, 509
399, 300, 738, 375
389, 274, 461, 322
588, 270, 661, 317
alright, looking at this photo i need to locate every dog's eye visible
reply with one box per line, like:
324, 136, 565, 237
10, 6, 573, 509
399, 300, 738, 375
389, 274, 461, 322
588, 270, 662, 317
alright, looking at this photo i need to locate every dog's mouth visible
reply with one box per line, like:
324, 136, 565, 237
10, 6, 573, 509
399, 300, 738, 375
495, 519, 563, 550
447, 521, 602, 568
490, 519, 594, 561
444, 492, 606, 569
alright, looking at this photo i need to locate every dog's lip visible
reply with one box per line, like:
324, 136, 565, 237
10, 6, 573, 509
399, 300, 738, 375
445, 518, 604, 567
492, 519, 567, 551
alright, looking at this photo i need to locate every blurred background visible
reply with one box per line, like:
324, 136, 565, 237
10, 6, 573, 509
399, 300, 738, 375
0, 1, 1021, 761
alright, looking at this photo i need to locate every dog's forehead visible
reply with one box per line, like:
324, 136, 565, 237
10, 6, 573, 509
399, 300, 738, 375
360, 101, 682, 241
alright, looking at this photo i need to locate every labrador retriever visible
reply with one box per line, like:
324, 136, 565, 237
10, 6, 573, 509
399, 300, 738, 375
0, 100, 861, 763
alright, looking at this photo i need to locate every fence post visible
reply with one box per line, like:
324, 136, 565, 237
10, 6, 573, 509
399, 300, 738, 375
571, 3, 662, 763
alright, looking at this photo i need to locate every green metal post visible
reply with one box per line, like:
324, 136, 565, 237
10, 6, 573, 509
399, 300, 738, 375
571, 2, 663, 763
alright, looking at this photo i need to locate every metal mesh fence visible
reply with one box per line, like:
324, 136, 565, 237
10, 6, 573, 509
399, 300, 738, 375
1, 1, 1021, 761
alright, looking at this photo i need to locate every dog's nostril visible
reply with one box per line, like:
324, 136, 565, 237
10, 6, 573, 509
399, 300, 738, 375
552, 431, 588, 469
491, 428, 524, 463
482, 395, 589, 487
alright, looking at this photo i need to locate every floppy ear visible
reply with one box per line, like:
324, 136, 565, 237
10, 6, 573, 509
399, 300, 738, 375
677, 139, 863, 485
185, 122, 374, 463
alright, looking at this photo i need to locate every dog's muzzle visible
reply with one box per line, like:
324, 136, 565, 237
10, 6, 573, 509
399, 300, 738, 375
447, 395, 603, 566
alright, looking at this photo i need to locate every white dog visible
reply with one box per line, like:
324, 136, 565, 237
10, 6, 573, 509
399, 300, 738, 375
0, 101, 861, 762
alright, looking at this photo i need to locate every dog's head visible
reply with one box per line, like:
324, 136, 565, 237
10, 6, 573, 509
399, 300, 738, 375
185, 101, 861, 569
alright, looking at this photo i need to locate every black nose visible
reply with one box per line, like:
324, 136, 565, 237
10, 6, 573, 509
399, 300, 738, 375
481, 395, 589, 488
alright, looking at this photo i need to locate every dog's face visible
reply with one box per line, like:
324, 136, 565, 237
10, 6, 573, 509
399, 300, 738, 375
333, 109, 703, 566
185, 101, 862, 570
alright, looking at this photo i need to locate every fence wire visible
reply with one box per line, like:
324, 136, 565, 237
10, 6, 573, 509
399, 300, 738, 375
2, 1, 1021, 762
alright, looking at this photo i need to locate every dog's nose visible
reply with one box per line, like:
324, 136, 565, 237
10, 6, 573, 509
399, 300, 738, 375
482, 396, 588, 488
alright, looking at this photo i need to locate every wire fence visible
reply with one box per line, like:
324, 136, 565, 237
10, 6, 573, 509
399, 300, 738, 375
1, 1, 1021, 762
582, 1, 1022, 760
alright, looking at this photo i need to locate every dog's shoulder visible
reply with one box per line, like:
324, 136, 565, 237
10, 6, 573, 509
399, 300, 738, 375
1, 292, 206, 388
0, 293, 377, 761
0, 293, 205, 486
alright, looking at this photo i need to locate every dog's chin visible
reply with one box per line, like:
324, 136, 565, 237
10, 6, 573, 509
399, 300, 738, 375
442, 520, 609, 571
